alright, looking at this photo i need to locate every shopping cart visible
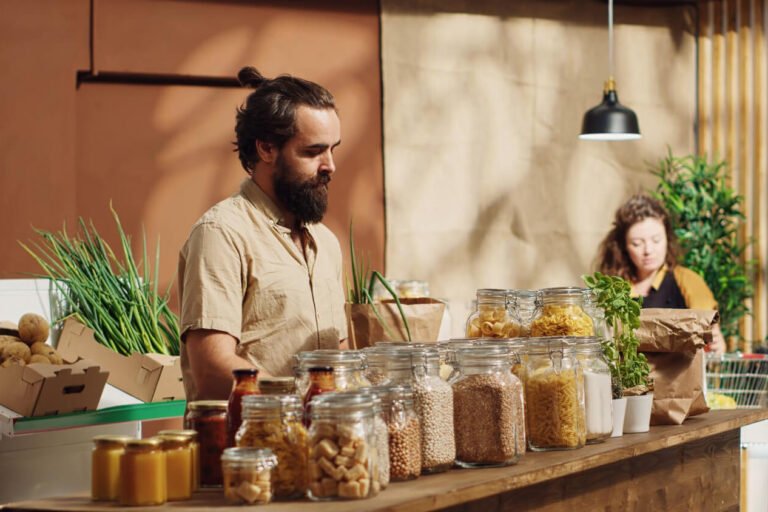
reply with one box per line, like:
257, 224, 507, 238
706, 353, 768, 409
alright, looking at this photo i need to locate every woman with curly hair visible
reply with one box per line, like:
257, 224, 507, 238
596, 194, 726, 354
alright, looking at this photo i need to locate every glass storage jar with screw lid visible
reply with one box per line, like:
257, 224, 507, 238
185, 400, 228, 488
466, 288, 516, 338
91, 435, 132, 501
524, 337, 587, 451
450, 345, 525, 467
530, 287, 595, 337
221, 447, 278, 505
570, 337, 613, 443
158, 429, 199, 491
294, 349, 371, 396
236, 395, 308, 499
118, 437, 167, 506
159, 434, 193, 501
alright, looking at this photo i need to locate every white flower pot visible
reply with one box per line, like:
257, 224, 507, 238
623, 393, 654, 433
611, 397, 628, 437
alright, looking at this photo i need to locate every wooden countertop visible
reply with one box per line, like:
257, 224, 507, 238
4, 409, 767, 512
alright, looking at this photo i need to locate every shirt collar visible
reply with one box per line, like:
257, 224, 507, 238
650, 264, 669, 291
239, 178, 317, 237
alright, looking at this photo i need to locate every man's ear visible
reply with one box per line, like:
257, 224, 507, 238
256, 140, 277, 164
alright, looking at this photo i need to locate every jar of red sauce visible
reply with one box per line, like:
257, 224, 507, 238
227, 368, 260, 447
185, 400, 228, 488
302, 366, 336, 427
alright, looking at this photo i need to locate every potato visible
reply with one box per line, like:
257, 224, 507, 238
18, 313, 50, 345
1, 356, 26, 368
47, 351, 63, 365
31, 342, 64, 364
29, 354, 51, 364
0, 335, 22, 354
1, 341, 31, 363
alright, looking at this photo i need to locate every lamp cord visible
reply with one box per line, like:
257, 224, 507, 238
608, 0, 614, 80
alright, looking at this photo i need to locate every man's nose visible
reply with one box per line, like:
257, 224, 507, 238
321, 151, 336, 174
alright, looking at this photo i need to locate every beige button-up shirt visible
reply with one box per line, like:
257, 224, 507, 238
178, 179, 347, 400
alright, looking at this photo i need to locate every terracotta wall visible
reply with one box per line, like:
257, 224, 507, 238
0, 0, 383, 308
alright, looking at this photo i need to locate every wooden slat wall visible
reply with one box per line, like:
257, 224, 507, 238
699, 0, 768, 348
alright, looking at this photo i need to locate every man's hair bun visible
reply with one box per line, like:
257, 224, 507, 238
238, 66, 266, 88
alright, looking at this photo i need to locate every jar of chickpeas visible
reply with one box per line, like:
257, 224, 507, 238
529, 287, 595, 337
466, 289, 518, 338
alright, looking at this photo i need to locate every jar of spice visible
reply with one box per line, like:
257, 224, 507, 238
159, 434, 193, 501
185, 400, 228, 487
91, 435, 131, 501
571, 337, 613, 443
158, 429, 199, 491
373, 385, 421, 481
236, 395, 309, 499
466, 289, 516, 338
221, 447, 278, 505
118, 438, 167, 506
524, 338, 587, 451
307, 392, 379, 500
228, 368, 261, 447
530, 287, 595, 337
450, 345, 524, 467
294, 350, 371, 396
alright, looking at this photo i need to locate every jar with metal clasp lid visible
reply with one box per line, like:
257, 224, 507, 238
91, 435, 131, 501
508, 289, 539, 337
362, 343, 415, 385
221, 447, 278, 505
466, 289, 515, 338
570, 336, 613, 443
524, 338, 587, 451
370, 384, 421, 481
118, 437, 167, 506
294, 350, 370, 397
530, 287, 595, 337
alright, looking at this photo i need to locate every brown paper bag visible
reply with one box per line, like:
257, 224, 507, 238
345, 297, 446, 349
637, 308, 718, 425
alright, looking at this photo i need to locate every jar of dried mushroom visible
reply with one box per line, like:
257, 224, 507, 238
530, 287, 595, 337
509, 289, 539, 337
236, 395, 308, 499
571, 337, 613, 443
466, 289, 519, 338
294, 350, 371, 396
221, 447, 277, 505
307, 392, 379, 500
524, 338, 586, 451
450, 345, 524, 467
373, 384, 421, 481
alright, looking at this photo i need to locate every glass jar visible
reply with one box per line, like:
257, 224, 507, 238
303, 366, 337, 427
91, 435, 131, 501
524, 338, 587, 451
158, 429, 199, 491
571, 337, 613, 443
373, 385, 421, 481
409, 346, 456, 473
466, 289, 516, 338
530, 287, 595, 337
397, 280, 430, 298
159, 434, 193, 501
228, 368, 261, 447
221, 447, 278, 505
258, 377, 296, 395
185, 400, 228, 487
450, 346, 524, 467
509, 289, 539, 336
118, 438, 166, 506
363, 344, 416, 385
236, 395, 308, 499
294, 350, 370, 396
306, 392, 379, 501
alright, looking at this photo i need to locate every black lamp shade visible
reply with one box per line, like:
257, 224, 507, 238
580, 89, 641, 140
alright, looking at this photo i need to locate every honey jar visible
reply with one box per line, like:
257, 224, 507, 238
91, 435, 131, 501
118, 438, 167, 506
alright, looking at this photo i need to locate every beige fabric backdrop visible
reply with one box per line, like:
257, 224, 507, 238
381, 0, 697, 336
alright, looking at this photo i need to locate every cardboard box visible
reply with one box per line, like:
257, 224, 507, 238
0, 360, 108, 417
56, 318, 185, 403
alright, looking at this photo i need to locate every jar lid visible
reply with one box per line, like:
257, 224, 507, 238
310, 391, 375, 416
526, 337, 576, 354
221, 447, 278, 468
159, 434, 192, 448
454, 344, 516, 366
537, 287, 589, 304
125, 438, 163, 450
294, 349, 366, 370
258, 376, 295, 389
232, 368, 259, 377
157, 429, 198, 440
475, 288, 507, 300
368, 384, 414, 405
567, 336, 601, 351
187, 400, 228, 411
92, 435, 132, 448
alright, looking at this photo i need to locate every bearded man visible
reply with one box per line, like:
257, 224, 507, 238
178, 67, 348, 400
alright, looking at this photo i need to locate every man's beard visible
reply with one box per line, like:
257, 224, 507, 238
273, 155, 330, 225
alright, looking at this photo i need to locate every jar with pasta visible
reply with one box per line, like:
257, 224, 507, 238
236, 395, 308, 499
466, 289, 519, 338
294, 350, 371, 397
307, 392, 379, 500
524, 338, 586, 451
450, 345, 525, 467
221, 447, 278, 505
530, 287, 595, 337
571, 337, 613, 443
509, 289, 539, 336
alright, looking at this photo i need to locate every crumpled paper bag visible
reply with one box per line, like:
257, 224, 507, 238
345, 297, 446, 349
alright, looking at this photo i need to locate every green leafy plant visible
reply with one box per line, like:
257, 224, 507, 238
652, 151, 754, 341
584, 272, 651, 395
19, 205, 180, 356
347, 222, 411, 341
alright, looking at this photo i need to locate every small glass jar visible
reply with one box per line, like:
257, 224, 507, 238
228, 368, 261, 447
91, 435, 131, 501
303, 366, 337, 427
307, 393, 379, 501
509, 289, 539, 336
258, 377, 296, 395
571, 337, 613, 443
237, 395, 309, 499
397, 280, 430, 298
294, 350, 371, 396
118, 438, 167, 506
363, 345, 415, 385
221, 447, 278, 505
524, 338, 587, 451
450, 346, 524, 467
159, 434, 193, 501
158, 429, 199, 491
185, 400, 228, 487
466, 289, 516, 338
530, 287, 595, 337
373, 385, 421, 481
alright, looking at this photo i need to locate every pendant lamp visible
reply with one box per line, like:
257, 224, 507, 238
579, 0, 641, 141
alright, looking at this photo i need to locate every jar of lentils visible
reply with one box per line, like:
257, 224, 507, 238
530, 287, 595, 337
372, 385, 421, 481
